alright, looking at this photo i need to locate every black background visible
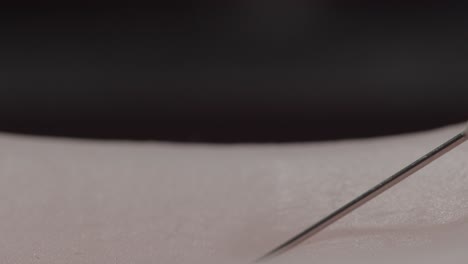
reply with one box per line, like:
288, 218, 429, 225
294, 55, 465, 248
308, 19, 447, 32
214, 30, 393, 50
1, 2, 467, 142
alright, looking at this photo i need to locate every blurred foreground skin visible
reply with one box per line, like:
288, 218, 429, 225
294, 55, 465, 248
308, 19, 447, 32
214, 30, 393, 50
1, 124, 468, 263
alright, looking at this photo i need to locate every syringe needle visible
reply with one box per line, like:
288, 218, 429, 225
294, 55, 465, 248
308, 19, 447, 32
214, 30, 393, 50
257, 124, 468, 262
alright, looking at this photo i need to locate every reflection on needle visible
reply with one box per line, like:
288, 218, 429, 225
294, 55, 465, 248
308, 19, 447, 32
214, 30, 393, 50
257, 124, 468, 262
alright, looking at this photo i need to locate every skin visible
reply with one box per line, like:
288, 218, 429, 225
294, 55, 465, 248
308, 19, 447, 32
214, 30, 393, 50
0, 123, 467, 263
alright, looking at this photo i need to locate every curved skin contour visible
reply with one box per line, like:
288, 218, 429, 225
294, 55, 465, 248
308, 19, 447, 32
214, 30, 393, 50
0, 123, 468, 263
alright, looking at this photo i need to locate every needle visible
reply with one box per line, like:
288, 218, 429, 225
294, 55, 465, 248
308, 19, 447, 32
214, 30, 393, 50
257, 125, 468, 262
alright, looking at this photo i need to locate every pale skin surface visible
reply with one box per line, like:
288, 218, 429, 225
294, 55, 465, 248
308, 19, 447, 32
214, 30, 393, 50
0, 123, 467, 263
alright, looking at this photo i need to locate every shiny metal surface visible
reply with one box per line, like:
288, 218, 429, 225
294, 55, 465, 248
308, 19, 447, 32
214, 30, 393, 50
257, 130, 467, 262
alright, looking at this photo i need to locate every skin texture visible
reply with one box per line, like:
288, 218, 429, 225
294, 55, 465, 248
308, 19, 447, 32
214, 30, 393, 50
0, 123, 467, 263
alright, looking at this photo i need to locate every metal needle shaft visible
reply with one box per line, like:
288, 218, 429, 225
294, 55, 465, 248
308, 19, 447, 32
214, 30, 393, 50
257, 131, 467, 262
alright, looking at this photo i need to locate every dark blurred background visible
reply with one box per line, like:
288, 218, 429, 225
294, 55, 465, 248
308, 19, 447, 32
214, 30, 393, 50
0, 2, 467, 142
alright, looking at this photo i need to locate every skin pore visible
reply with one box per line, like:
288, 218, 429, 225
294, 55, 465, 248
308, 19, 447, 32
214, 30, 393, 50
0, 123, 467, 263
